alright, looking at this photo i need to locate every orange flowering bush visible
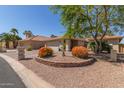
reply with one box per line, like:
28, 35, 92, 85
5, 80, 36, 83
72, 46, 88, 58
38, 47, 53, 58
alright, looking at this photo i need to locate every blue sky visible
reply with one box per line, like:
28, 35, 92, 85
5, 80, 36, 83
0, 5, 124, 43
0, 5, 65, 38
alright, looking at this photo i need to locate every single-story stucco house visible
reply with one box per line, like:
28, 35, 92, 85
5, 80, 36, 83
18, 35, 87, 51
18, 34, 124, 53
18, 35, 49, 49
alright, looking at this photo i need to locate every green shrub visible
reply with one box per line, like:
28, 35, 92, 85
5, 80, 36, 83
88, 41, 112, 53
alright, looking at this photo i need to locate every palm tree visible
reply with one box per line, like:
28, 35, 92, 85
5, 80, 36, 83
0, 33, 11, 49
10, 28, 19, 48
10, 28, 18, 35
0, 28, 22, 49
0, 34, 3, 48
23, 30, 33, 39
10, 34, 22, 48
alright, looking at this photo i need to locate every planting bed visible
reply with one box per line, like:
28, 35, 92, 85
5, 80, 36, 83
35, 55, 95, 67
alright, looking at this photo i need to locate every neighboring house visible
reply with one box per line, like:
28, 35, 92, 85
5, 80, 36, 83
88, 35, 123, 45
88, 35, 124, 53
18, 35, 50, 49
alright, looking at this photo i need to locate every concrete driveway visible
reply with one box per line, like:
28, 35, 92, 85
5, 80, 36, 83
0, 57, 26, 88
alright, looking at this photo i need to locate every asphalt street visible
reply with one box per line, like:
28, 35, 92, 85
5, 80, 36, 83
0, 57, 26, 88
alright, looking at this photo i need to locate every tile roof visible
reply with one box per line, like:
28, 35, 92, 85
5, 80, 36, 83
31, 35, 50, 41
20, 35, 50, 41
87, 35, 124, 41
20, 35, 123, 42
43, 36, 87, 42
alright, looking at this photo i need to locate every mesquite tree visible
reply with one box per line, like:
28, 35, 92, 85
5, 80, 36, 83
50, 5, 124, 53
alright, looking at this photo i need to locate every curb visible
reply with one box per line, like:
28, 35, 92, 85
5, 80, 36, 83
0, 54, 54, 88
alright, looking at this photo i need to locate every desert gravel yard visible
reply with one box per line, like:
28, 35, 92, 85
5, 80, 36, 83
3, 50, 124, 88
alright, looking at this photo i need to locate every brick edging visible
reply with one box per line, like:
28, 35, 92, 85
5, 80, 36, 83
35, 57, 96, 67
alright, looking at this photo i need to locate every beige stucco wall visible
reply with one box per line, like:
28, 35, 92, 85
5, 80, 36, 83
118, 45, 124, 53
46, 39, 85, 51
112, 44, 124, 53
46, 40, 61, 52
31, 41, 44, 49
18, 40, 44, 49
113, 45, 119, 53
19, 39, 86, 51
18, 41, 32, 47
66, 40, 71, 51
46, 40, 60, 46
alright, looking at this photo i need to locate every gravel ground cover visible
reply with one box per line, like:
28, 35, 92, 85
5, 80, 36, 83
43, 52, 93, 63
3, 50, 124, 88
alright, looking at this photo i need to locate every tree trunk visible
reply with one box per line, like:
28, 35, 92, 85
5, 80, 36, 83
99, 40, 103, 53
62, 39, 66, 56
95, 42, 99, 54
13, 40, 17, 48
62, 50, 65, 56
6, 41, 9, 49
93, 38, 104, 54
0, 41, 2, 48
93, 38, 99, 54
